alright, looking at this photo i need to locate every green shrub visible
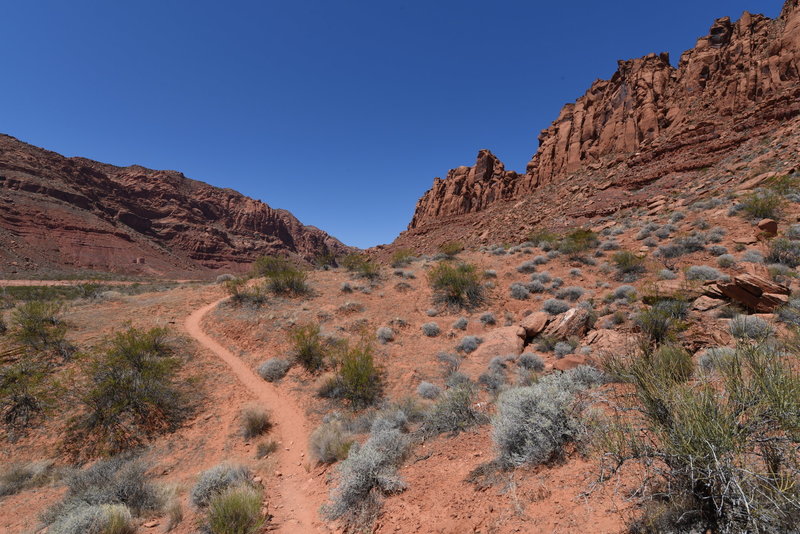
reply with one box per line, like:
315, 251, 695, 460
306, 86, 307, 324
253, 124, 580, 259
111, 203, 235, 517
559, 228, 598, 255
390, 249, 414, 268
0, 358, 51, 431
739, 190, 782, 219
240, 405, 272, 439
252, 255, 291, 277
288, 323, 327, 372
427, 262, 483, 309
70, 327, 185, 455
224, 279, 268, 307
600, 341, 800, 532
10, 300, 69, 357
634, 306, 680, 346
767, 238, 800, 267
438, 241, 464, 257
266, 268, 309, 296
611, 251, 646, 279
338, 340, 381, 407
207, 484, 264, 534
341, 254, 380, 279
526, 229, 560, 246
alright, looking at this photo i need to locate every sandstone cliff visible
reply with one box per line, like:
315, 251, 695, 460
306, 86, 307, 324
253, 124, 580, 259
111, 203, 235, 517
0, 135, 349, 276
407, 1, 800, 233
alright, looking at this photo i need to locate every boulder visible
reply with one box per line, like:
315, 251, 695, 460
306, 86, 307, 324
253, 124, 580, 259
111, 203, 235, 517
704, 273, 790, 312
471, 326, 525, 360
519, 311, 550, 339
757, 218, 778, 235
543, 308, 593, 340
552, 354, 589, 372
692, 296, 726, 311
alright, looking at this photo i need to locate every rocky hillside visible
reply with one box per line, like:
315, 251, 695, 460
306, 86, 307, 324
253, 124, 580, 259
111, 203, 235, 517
0, 134, 349, 276
401, 1, 800, 250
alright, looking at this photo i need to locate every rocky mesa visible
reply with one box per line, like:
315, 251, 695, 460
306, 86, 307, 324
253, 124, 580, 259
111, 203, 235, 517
405, 1, 800, 244
0, 134, 350, 276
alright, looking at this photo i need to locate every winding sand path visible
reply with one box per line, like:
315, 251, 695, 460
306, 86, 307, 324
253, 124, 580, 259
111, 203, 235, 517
185, 299, 328, 533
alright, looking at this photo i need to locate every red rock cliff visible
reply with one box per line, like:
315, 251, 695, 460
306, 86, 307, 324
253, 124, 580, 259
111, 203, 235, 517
408, 1, 800, 230
0, 135, 350, 275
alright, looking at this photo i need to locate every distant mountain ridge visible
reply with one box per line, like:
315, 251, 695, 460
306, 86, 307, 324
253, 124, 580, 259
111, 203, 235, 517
0, 134, 350, 276
401, 1, 800, 247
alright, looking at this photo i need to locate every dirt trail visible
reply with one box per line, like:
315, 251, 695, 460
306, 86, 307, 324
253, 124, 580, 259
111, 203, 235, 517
185, 299, 329, 533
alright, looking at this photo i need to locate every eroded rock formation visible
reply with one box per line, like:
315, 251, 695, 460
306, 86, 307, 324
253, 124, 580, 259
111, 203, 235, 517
0, 135, 349, 275
408, 2, 800, 232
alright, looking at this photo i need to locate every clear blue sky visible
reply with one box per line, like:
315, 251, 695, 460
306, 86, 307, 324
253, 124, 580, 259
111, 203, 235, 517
0, 1, 784, 248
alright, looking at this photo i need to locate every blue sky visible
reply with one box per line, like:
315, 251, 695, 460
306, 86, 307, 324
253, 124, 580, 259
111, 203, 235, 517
0, 1, 784, 248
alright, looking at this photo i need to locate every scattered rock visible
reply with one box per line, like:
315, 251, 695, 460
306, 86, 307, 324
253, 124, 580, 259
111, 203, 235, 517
543, 308, 592, 340
757, 218, 778, 235
705, 273, 791, 312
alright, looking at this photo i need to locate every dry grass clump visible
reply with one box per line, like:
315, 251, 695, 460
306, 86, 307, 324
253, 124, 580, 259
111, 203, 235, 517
310, 419, 354, 463
207, 484, 264, 534
240, 405, 272, 439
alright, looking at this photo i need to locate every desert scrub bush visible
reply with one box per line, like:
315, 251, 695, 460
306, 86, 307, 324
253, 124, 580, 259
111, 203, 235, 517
542, 299, 569, 315
598, 239, 620, 251
427, 261, 483, 309
559, 228, 598, 255
438, 241, 464, 257
611, 285, 637, 301
657, 243, 686, 259
611, 251, 646, 280
456, 335, 482, 354
322, 427, 409, 528
0, 460, 57, 497
767, 238, 800, 267
376, 326, 394, 344
708, 245, 728, 256
257, 358, 290, 382
436, 352, 461, 375
70, 327, 185, 455
741, 249, 764, 263
336, 338, 381, 407
390, 249, 414, 268
598, 341, 800, 533
416, 381, 441, 399
10, 299, 70, 357
216, 273, 236, 283
685, 265, 725, 281
310, 420, 354, 463
492, 366, 603, 467
191, 464, 252, 508
657, 269, 677, 280
47, 503, 135, 534
698, 346, 736, 372
777, 299, 800, 327
729, 314, 774, 340
421, 322, 440, 337
43, 456, 161, 530
0, 357, 53, 432
717, 254, 736, 268
288, 323, 327, 372
240, 405, 271, 439
518, 353, 544, 372
452, 317, 468, 330
634, 306, 679, 345
554, 341, 574, 358
555, 286, 585, 302
224, 278, 267, 307
341, 253, 380, 280
516, 260, 538, 273
207, 484, 264, 534
266, 267, 309, 296
738, 189, 783, 219
479, 312, 496, 326
422, 384, 487, 436
509, 283, 530, 300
